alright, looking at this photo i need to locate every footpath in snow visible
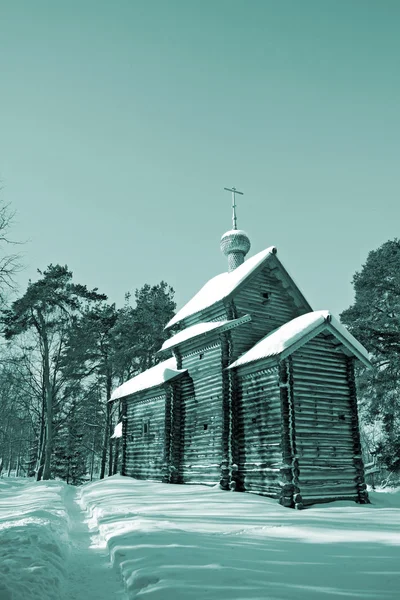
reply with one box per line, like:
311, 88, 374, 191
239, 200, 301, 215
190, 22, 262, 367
1, 475, 400, 600
0, 478, 126, 600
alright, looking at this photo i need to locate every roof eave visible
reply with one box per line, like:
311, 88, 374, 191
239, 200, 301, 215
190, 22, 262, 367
109, 369, 188, 403
159, 314, 252, 353
279, 322, 372, 367
164, 298, 227, 331
228, 322, 327, 370
267, 254, 313, 313
229, 318, 372, 370
165, 247, 279, 330
222, 248, 277, 306
324, 323, 372, 369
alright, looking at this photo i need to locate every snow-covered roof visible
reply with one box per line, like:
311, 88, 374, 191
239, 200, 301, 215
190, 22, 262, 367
229, 311, 371, 369
160, 315, 252, 352
111, 422, 122, 439
110, 357, 187, 401
166, 247, 277, 329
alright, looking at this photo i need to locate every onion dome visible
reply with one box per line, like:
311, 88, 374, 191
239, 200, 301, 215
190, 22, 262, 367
220, 229, 251, 272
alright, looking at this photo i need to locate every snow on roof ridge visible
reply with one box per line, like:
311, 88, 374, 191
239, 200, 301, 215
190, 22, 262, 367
160, 315, 252, 352
166, 246, 277, 329
229, 310, 370, 369
160, 320, 230, 352
110, 357, 187, 401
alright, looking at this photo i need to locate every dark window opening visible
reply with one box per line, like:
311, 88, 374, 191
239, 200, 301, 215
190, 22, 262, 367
143, 420, 149, 435
203, 423, 208, 431
261, 292, 271, 303
199, 353, 204, 360
338, 414, 346, 421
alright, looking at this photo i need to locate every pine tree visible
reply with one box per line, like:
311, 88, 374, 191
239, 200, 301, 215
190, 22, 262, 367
1, 265, 106, 480
53, 397, 87, 485
341, 239, 400, 474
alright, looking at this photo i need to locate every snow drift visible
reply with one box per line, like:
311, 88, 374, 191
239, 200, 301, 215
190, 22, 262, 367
0, 478, 68, 600
79, 475, 400, 600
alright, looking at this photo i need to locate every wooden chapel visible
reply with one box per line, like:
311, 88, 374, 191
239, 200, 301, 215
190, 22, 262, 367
110, 190, 370, 509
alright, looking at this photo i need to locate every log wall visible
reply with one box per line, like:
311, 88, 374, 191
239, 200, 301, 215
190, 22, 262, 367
124, 388, 169, 481
235, 364, 282, 498
291, 334, 361, 507
178, 338, 224, 485
230, 265, 302, 358
178, 299, 228, 331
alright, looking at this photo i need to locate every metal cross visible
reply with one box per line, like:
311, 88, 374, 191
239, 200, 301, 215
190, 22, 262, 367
224, 187, 244, 230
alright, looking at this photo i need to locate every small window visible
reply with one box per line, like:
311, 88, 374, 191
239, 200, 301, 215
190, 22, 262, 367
142, 420, 149, 435
261, 292, 271, 303
203, 423, 208, 431
338, 414, 346, 422
199, 353, 204, 360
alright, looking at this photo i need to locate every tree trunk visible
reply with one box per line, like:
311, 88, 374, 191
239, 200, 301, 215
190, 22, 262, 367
35, 396, 46, 475
113, 439, 120, 475
16, 438, 22, 477
100, 374, 113, 479
36, 432, 46, 481
100, 401, 111, 479
90, 429, 96, 481
7, 442, 12, 477
108, 425, 114, 477
42, 332, 53, 481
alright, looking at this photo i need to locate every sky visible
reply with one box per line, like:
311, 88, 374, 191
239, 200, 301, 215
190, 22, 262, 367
0, 0, 399, 317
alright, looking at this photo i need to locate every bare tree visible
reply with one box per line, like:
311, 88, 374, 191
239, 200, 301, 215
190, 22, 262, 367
0, 197, 22, 303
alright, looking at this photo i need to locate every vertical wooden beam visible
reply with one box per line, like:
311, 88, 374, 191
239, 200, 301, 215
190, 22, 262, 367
121, 399, 128, 477
278, 359, 302, 508
288, 357, 303, 509
220, 335, 231, 490
346, 357, 370, 504
279, 360, 293, 507
224, 299, 238, 321
226, 333, 241, 491
163, 385, 172, 483
169, 378, 183, 484
173, 348, 182, 370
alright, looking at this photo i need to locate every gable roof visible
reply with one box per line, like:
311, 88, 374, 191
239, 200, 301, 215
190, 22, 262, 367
110, 357, 187, 402
228, 311, 371, 369
166, 246, 311, 329
160, 315, 252, 352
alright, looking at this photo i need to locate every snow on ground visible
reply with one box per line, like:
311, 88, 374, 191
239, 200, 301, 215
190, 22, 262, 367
0, 478, 68, 600
80, 476, 400, 600
0, 477, 126, 600
1, 476, 400, 600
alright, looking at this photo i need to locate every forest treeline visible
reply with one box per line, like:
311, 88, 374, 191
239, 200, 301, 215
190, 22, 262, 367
0, 264, 175, 483
0, 200, 175, 482
0, 199, 399, 485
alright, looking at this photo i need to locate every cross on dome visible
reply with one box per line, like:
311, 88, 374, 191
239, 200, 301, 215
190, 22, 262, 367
224, 186, 244, 230
221, 187, 251, 272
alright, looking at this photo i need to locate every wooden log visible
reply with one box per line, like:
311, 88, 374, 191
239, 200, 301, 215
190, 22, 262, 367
346, 357, 370, 504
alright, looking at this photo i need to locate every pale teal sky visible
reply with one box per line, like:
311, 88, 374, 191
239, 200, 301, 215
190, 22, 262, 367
1, 0, 399, 317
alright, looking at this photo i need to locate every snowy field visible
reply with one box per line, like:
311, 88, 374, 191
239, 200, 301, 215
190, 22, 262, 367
1, 476, 400, 600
